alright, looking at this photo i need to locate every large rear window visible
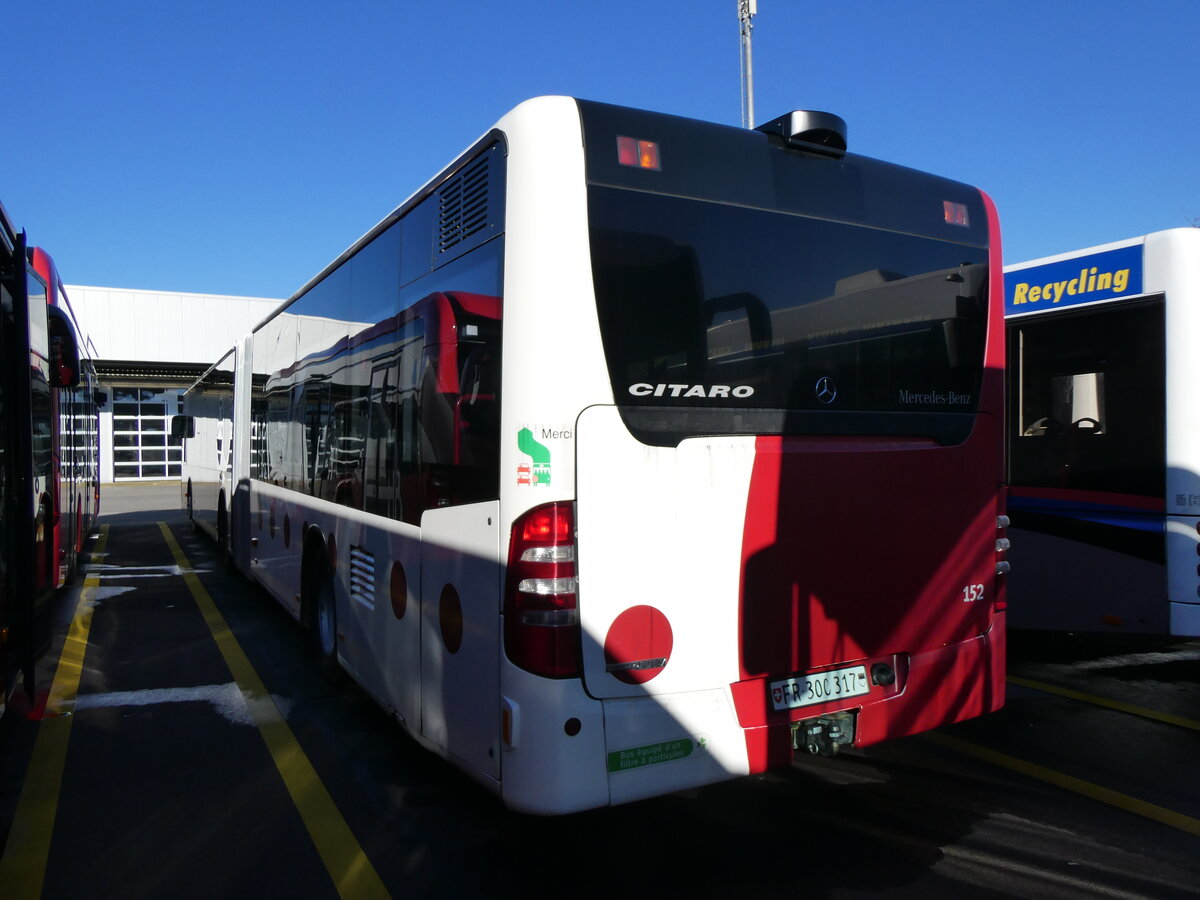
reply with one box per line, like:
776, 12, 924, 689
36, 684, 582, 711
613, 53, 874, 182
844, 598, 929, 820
588, 187, 988, 445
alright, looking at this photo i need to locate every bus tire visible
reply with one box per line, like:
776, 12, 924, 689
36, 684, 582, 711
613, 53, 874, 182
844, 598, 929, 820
313, 572, 342, 683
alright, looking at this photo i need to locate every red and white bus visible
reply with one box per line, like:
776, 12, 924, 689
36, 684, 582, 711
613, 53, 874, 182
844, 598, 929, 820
181, 97, 1008, 814
1, 201, 99, 714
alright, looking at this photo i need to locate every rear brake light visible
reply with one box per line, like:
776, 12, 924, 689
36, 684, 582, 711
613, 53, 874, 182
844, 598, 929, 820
994, 513, 1009, 610
521, 506, 572, 543
505, 502, 581, 678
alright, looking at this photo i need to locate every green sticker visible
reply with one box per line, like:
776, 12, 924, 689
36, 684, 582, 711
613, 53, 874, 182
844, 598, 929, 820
517, 427, 552, 486
607, 738, 694, 773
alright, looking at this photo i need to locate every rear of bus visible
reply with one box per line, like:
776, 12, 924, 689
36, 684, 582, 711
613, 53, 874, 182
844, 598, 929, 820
498, 99, 1006, 812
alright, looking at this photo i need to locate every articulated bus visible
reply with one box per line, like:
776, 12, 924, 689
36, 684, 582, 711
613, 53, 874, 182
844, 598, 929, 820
180, 97, 1008, 814
1005, 228, 1200, 637
0, 201, 98, 715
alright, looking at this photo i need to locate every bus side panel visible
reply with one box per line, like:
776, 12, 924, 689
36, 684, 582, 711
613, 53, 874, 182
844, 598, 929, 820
1155, 228, 1200, 634
379, 525, 422, 730
420, 501, 501, 781
241, 486, 427, 730
498, 664, 609, 815
1166, 517, 1200, 636
330, 504, 418, 725
1007, 519, 1168, 632
1157, 228, 1200, 523
248, 481, 304, 619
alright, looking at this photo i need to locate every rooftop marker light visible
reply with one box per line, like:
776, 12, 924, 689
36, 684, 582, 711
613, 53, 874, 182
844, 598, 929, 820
617, 136, 661, 171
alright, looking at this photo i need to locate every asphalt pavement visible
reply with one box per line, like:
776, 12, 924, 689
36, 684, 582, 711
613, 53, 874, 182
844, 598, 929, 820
0, 482, 1197, 899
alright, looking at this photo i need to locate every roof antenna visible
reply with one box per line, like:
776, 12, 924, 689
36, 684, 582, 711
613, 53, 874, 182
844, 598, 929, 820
738, 0, 757, 129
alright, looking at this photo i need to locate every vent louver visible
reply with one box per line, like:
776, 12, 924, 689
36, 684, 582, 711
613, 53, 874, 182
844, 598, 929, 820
350, 546, 376, 605
438, 153, 490, 253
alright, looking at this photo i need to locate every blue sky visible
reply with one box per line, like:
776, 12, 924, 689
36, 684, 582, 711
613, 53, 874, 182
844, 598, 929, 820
5, 1, 1198, 300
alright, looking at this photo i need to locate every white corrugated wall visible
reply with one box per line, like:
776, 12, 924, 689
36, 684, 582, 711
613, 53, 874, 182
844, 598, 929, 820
64, 285, 282, 481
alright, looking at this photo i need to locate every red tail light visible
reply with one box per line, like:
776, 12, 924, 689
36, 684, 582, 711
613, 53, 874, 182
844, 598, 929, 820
504, 502, 581, 678
994, 513, 1010, 611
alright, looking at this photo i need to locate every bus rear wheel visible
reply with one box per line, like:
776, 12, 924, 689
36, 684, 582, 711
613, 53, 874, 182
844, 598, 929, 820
313, 572, 343, 683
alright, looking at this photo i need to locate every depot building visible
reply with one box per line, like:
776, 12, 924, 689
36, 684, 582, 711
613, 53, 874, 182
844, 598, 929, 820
65, 285, 281, 483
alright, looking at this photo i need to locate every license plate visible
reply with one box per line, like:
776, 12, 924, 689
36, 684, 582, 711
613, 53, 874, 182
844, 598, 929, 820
770, 665, 870, 711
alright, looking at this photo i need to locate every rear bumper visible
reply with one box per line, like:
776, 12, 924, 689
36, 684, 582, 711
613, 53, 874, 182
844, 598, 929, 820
731, 621, 1006, 774
497, 619, 1006, 812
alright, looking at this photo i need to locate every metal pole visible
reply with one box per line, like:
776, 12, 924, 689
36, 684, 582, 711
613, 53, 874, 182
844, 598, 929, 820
738, 0, 757, 128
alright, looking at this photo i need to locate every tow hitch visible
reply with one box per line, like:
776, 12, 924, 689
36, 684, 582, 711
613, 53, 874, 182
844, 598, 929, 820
791, 710, 857, 757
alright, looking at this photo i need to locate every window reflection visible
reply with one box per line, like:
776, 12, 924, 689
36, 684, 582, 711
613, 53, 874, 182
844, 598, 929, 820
589, 187, 988, 434
251, 229, 503, 525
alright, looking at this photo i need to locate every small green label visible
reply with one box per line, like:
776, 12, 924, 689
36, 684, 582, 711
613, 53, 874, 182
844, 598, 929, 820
517, 427, 552, 486
607, 738, 694, 773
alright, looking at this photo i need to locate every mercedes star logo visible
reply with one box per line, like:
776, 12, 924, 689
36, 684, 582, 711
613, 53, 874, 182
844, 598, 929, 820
815, 376, 837, 405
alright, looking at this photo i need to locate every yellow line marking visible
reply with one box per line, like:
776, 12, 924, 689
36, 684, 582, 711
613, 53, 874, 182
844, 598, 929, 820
1007, 674, 1200, 732
925, 731, 1200, 837
157, 522, 390, 900
0, 526, 109, 899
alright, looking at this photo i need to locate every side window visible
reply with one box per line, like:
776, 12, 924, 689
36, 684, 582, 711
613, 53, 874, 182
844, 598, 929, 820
401, 238, 503, 521
248, 143, 504, 525
1010, 298, 1165, 496
395, 316, 425, 526
30, 376, 52, 479
249, 387, 268, 482
326, 390, 364, 508
453, 326, 501, 498
300, 380, 330, 495
363, 364, 398, 518
28, 272, 52, 479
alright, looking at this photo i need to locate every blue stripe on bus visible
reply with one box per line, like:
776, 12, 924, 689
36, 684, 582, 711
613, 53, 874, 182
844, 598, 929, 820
1008, 497, 1164, 533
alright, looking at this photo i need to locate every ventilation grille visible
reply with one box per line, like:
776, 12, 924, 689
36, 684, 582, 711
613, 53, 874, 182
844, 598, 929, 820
438, 153, 490, 253
349, 546, 376, 605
